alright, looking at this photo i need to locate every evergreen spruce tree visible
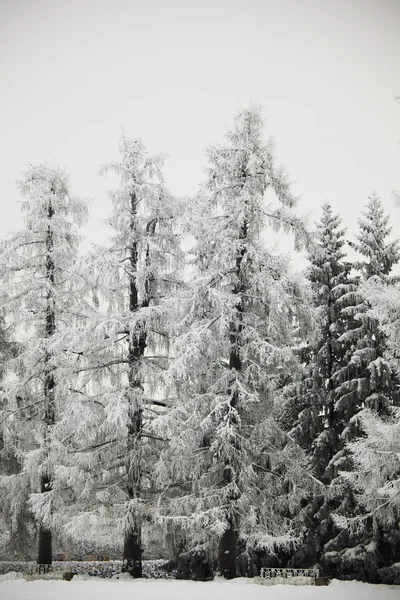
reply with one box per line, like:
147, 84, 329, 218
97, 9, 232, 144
0, 165, 88, 566
155, 105, 318, 579
283, 203, 351, 478
276, 203, 356, 568
334, 193, 399, 423
363, 278, 400, 375
332, 401, 400, 582
321, 195, 400, 580
333, 275, 400, 577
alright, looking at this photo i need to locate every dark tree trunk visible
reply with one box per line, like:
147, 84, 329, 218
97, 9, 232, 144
124, 405, 143, 578
218, 215, 247, 578
38, 474, 53, 564
122, 198, 156, 577
219, 525, 238, 579
123, 530, 143, 578
38, 500, 52, 565
37, 196, 56, 566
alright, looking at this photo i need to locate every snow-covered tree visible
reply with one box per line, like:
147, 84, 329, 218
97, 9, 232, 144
340, 407, 400, 529
283, 203, 351, 476
275, 203, 361, 569
155, 105, 318, 579
334, 194, 399, 422
350, 193, 399, 281
0, 317, 33, 558
362, 278, 400, 375
55, 136, 183, 577
337, 275, 400, 536
330, 405, 400, 581
321, 196, 400, 580
0, 165, 88, 565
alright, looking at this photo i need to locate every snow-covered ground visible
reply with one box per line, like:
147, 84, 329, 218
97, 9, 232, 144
0, 574, 398, 600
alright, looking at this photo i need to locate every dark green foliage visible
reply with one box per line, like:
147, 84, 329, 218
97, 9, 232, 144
276, 204, 354, 569
278, 199, 400, 579
323, 195, 400, 577
176, 548, 214, 581
282, 203, 351, 478
335, 194, 400, 417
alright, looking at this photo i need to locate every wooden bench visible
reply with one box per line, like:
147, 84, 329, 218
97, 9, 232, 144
257, 567, 321, 585
37, 564, 52, 574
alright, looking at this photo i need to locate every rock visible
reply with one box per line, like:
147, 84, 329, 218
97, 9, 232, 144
63, 572, 77, 581
315, 577, 330, 586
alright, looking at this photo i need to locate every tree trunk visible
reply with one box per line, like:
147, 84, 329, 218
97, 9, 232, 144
37, 475, 52, 564
37, 196, 56, 566
218, 216, 247, 578
122, 196, 156, 577
124, 406, 143, 577
219, 525, 238, 579
37, 529, 52, 564
123, 530, 143, 577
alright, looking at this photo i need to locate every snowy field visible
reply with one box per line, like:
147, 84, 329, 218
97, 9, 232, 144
0, 574, 399, 600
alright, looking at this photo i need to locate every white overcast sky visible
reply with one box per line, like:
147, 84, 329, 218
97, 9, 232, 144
0, 0, 399, 260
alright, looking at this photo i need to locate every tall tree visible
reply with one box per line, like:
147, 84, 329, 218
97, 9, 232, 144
0, 165, 88, 566
156, 105, 317, 579
320, 195, 400, 580
342, 275, 400, 532
283, 203, 351, 477
276, 203, 358, 569
57, 137, 182, 577
334, 193, 399, 420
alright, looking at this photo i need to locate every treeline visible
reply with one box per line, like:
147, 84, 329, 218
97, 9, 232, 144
0, 105, 399, 583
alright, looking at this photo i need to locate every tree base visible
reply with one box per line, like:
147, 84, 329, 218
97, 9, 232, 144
219, 527, 238, 579
37, 527, 52, 565
123, 531, 142, 578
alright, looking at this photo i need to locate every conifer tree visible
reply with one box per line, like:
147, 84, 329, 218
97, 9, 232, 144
0, 317, 32, 558
339, 407, 400, 530
363, 278, 400, 375
156, 105, 317, 579
56, 137, 183, 577
276, 204, 356, 568
322, 195, 400, 579
336, 275, 400, 556
0, 165, 88, 566
283, 203, 351, 478
334, 193, 399, 422
332, 401, 400, 581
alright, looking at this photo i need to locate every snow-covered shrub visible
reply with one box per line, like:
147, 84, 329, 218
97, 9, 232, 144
378, 563, 400, 585
175, 548, 213, 581
0, 559, 174, 579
